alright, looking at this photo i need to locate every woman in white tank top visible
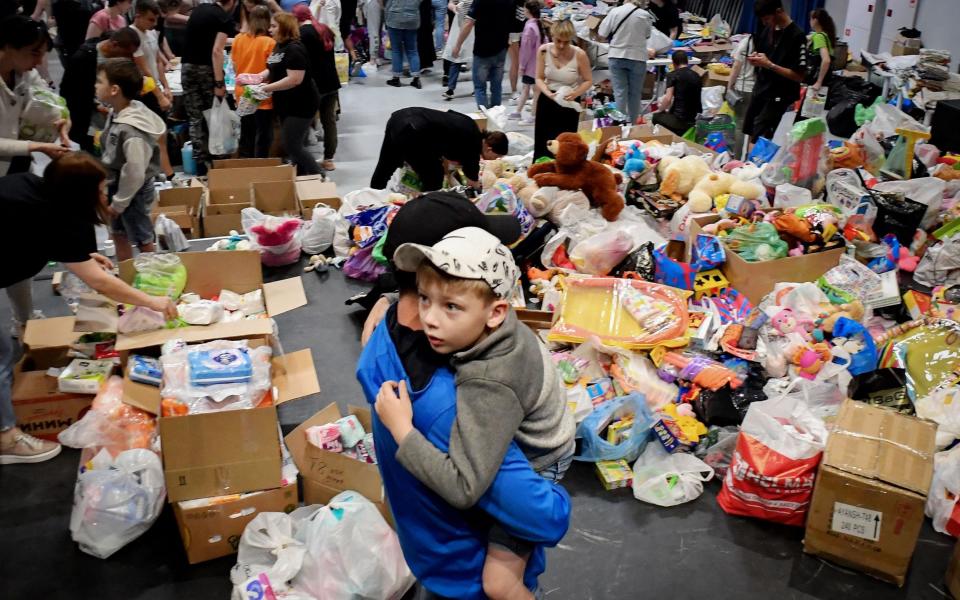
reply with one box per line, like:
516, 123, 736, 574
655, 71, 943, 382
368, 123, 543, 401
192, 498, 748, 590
533, 19, 592, 159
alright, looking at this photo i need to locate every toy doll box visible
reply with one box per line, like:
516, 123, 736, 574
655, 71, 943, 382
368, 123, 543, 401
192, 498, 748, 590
688, 214, 844, 305
803, 401, 936, 587
204, 164, 296, 237
285, 403, 392, 525
120, 336, 321, 503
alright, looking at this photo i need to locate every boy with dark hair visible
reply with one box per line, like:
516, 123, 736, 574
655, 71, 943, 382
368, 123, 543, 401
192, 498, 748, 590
742, 0, 807, 146
95, 58, 166, 262
652, 51, 702, 135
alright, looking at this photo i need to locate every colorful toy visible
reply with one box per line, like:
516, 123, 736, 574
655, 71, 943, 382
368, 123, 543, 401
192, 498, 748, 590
658, 155, 713, 201
623, 144, 647, 179
687, 172, 765, 213
770, 307, 815, 340
527, 132, 626, 221
792, 343, 832, 380
656, 350, 743, 390
894, 127, 932, 179
693, 269, 729, 300
814, 301, 865, 335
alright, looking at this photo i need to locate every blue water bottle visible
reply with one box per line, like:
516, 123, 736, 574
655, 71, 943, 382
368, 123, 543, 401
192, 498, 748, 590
181, 141, 196, 175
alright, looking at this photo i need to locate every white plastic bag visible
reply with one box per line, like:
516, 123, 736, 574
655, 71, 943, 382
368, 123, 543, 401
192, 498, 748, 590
231, 511, 308, 599
69, 448, 165, 559
873, 177, 946, 229
632, 443, 714, 507
701, 86, 724, 117
480, 105, 507, 132
301, 204, 338, 255
205, 97, 240, 156
648, 28, 672, 54
241, 207, 303, 266
292, 491, 415, 600
762, 377, 846, 421
774, 183, 813, 208
926, 445, 960, 536
154, 214, 190, 252
334, 188, 391, 257
506, 131, 534, 157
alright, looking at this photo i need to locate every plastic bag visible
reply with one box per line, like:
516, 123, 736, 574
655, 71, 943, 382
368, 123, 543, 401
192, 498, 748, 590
242, 207, 304, 267
832, 317, 877, 376
480, 104, 507, 132
873, 177, 946, 230
474, 182, 535, 244
69, 448, 165, 558
343, 245, 388, 282
926, 445, 960, 537
133, 252, 187, 299
231, 511, 308, 599
761, 376, 845, 421
154, 214, 190, 252
747, 137, 779, 166
647, 27, 672, 54
569, 229, 634, 275
653, 234, 725, 290
914, 234, 960, 288
205, 97, 240, 156
58, 376, 158, 456
695, 425, 739, 477
724, 222, 788, 261
574, 393, 655, 463
774, 183, 813, 208
19, 84, 69, 142
870, 190, 927, 247
850, 124, 886, 174
300, 205, 338, 255
762, 118, 828, 191
632, 443, 714, 507
716, 393, 828, 526
506, 131, 534, 157
292, 491, 415, 599
700, 87, 725, 118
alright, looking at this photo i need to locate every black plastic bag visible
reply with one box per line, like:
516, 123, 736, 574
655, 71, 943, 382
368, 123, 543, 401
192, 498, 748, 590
611, 242, 655, 280
849, 368, 912, 414
870, 191, 926, 246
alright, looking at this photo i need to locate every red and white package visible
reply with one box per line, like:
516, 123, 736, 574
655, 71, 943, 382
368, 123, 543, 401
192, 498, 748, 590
717, 394, 828, 526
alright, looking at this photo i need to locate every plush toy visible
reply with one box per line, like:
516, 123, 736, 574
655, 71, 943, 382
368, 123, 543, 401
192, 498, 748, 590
481, 159, 515, 190
527, 132, 625, 221
770, 307, 815, 340
701, 218, 737, 235
658, 155, 712, 201
687, 172, 766, 213
793, 343, 832, 380
623, 144, 647, 179
525, 186, 590, 223
814, 301, 865, 335
249, 217, 302, 266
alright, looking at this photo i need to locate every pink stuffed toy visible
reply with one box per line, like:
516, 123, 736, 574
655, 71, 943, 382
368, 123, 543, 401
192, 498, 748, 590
770, 308, 815, 341
250, 217, 302, 266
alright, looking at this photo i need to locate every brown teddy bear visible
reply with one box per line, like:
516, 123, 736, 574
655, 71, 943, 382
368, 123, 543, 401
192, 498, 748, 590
526, 132, 625, 221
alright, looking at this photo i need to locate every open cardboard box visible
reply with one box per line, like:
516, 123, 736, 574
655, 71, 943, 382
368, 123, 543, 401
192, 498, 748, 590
122, 335, 321, 503
12, 325, 99, 440
687, 214, 845, 305
591, 124, 711, 162
295, 177, 340, 220
153, 187, 203, 238
212, 158, 283, 169
803, 400, 936, 586
285, 403, 391, 524
204, 165, 295, 237
252, 180, 300, 216
173, 483, 298, 564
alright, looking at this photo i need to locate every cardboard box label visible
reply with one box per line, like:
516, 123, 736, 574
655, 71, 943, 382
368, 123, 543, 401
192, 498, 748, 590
832, 502, 882, 542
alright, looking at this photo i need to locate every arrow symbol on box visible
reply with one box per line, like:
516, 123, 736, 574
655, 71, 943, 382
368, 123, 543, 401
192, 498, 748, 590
874, 515, 880, 538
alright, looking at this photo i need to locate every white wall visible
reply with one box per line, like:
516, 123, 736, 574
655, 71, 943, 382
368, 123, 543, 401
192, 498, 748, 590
826, 0, 850, 31
914, 0, 960, 72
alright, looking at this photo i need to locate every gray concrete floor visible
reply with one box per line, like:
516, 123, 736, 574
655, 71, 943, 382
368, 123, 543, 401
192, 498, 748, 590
0, 59, 956, 600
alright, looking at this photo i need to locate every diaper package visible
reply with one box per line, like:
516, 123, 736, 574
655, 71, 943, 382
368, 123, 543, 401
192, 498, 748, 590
188, 347, 253, 386
128, 355, 162, 387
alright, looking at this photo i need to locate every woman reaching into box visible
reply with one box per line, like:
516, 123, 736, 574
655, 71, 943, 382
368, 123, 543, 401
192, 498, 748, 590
0, 153, 177, 466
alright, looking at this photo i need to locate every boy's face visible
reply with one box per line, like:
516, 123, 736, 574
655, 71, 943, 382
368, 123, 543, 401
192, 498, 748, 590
417, 278, 507, 355
135, 12, 159, 30
94, 71, 116, 104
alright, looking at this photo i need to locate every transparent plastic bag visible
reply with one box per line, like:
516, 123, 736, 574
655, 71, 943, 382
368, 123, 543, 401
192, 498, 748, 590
926, 445, 960, 536
231, 511, 308, 599
241, 207, 304, 267
292, 492, 414, 599
58, 376, 158, 457
301, 205, 338, 255
569, 229, 634, 275
154, 214, 190, 252
724, 222, 788, 261
574, 393, 655, 463
133, 252, 187, 299
19, 84, 69, 142
69, 448, 165, 559
632, 443, 714, 507
205, 97, 240, 156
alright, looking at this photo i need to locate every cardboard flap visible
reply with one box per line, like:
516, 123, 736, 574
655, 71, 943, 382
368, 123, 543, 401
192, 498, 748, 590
157, 187, 203, 212
825, 400, 936, 495
207, 165, 295, 195
263, 277, 307, 316
23, 316, 81, 349
122, 375, 161, 415
115, 318, 274, 352
271, 349, 320, 405
120, 251, 263, 297
213, 158, 283, 169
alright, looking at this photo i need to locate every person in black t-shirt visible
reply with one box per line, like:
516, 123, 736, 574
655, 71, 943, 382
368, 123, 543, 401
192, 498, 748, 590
293, 4, 340, 171
742, 0, 806, 147
0, 153, 177, 466
652, 51, 701, 135
451, 0, 511, 108
261, 13, 321, 175
648, 0, 679, 39
181, 0, 237, 172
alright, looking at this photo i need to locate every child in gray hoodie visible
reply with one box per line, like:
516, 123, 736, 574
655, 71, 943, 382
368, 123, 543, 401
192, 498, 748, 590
376, 226, 575, 600
95, 58, 166, 262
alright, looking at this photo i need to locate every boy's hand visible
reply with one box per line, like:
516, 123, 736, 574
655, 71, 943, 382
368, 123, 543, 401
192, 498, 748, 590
376, 380, 414, 443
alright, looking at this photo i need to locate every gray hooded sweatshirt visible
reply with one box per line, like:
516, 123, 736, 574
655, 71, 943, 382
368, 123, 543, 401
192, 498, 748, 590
100, 100, 165, 212
396, 310, 576, 510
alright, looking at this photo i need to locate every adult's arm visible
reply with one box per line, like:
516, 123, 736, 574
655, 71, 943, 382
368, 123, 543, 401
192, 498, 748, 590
668, 25, 678, 39
65, 259, 177, 318
30, 0, 49, 21
263, 69, 305, 92
597, 11, 613, 41
657, 78, 674, 111
85, 14, 104, 41
212, 32, 229, 96
566, 48, 593, 99
814, 46, 830, 91
534, 44, 552, 98
727, 57, 743, 92
396, 378, 524, 509
452, 17, 474, 58
165, 10, 189, 25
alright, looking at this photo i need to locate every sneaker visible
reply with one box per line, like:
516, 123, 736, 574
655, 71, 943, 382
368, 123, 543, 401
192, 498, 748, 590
507, 111, 522, 120
508, 94, 519, 105
420, 68, 432, 75
520, 115, 535, 125
322, 159, 336, 171
386, 77, 401, 87
410, 77, 422, 89
0, 428, 61, 464
442, 89, 455, 100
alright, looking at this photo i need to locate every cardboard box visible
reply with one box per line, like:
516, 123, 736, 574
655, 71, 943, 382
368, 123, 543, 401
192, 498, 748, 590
212, 158, 283, 169
468, 112, 487, 132
891, 41, 920, 56
153, 187, 203, 238
123, 341, 321, 502
803, 400, 936, 586
946, 539, 960, 599
173, 483, 298, 564
252, 180, 299, 216
12, 340, 94, 441
296, 178, 341, 220
591, 124, 711, 162
205, 165, 295, 236
286, 404, 391, 523
687, 214, 845, 305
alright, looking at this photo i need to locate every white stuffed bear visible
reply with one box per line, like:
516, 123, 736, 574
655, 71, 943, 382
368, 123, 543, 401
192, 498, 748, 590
526, 186, 590, 224
658, 155, 713, 200
687, 172, 766, 213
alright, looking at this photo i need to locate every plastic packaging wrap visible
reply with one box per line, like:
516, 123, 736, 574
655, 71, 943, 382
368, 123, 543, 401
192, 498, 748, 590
549, 278, 690, 350
178, 300, 224, 325
569, 229, 634, 275
19, 84, 69, 142
58, 376, 158, 456
161, 339, 273, 415
154, 214, 190, 252
575, 393, 655, 463
242, 207, 304, 267
117, 305, 168, 334
723, 222, 788, 261
133, 253, 187, 299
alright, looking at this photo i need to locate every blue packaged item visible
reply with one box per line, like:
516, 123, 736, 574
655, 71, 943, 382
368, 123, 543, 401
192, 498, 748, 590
832, 317, 878, 376
575, 393, 655, 463
188, 347, 253, 386
128, 355, 163, 387
748, 137, 779, 166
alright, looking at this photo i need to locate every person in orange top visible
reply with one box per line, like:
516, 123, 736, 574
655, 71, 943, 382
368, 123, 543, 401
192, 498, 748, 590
232, 5, 276, 157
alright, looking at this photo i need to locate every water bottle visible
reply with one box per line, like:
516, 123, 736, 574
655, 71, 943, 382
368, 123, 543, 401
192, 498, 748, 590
181, 141, 196, 175
224, 52, 236, 89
